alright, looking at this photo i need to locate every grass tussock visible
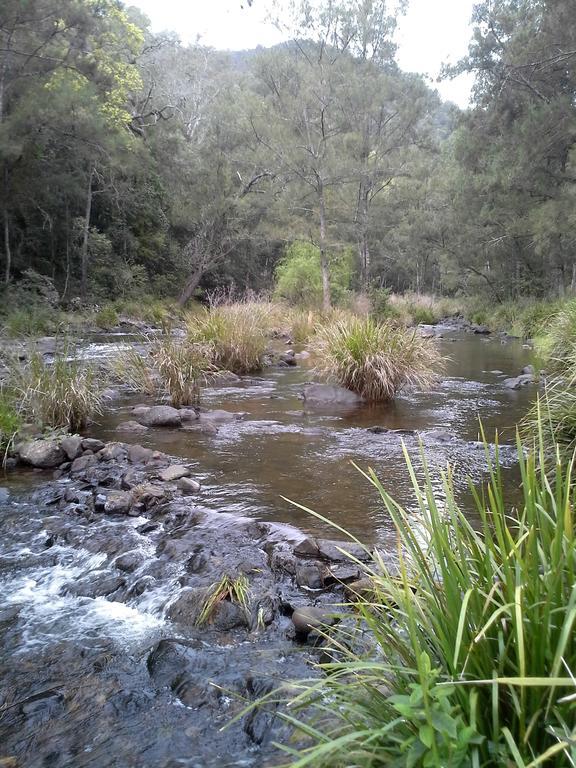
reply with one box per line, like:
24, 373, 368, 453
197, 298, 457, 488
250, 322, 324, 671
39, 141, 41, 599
9, 352, 103, 432
0, 388, 21, 455
312, 316, 442, 401
112, 335, 214, 407
186, 305, 270, 375
281, 433, 576, 767
196, 574, 251, 627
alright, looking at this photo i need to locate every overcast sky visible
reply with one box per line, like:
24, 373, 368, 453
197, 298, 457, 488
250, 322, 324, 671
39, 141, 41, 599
129, 0, 476, 107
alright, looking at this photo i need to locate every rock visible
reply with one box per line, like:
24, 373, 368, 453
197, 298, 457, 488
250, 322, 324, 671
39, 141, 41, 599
279, 350, 296, 366
131, 483, 168, 507
18, 440, 66, 469
138, 405, 182, 428
68, 574, 125, 598
303, 384, 363, 406
522, 365, 535, 375
116, 421, 149, 434
291, 606, 338, 636
114, 550, 145, 573
294, 350, 311, 360
167, 586, 207, 625
0, 487, 10, 503
159, 465, 190, 482
70, 454, 98, 474
131, 405, 151, 417
128, 444, 154, 464
98, 442, 128, 462
503, 373, 535, 390
210, 600, 249, 631
325, 564, 362, 585
422, 430, 456, 443
296, 564, 325, 590
490, 370, 504, 375
294, 537, 371, 563
177, 477, 201, 494
103, 491, 132, 515
471, 324, 491, 334
179, 408, 199, 422
82, 438, 105, 453
344, 577, 376, 599
101, 388, 119, 401
60, 435, 83, 461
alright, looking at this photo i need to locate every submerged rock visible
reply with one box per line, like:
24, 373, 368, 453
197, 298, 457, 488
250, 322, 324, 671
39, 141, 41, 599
116, 420, 149, 434
292, 606, 339, 636
302, 384, 363, 406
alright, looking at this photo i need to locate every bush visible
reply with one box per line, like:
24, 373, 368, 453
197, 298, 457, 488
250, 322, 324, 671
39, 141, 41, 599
95, 304, 119, 330
186, 304, 269, 375
312, 316, 441, 401
1, 306, 59, 337
282, 433, 576, 766
274, 241, 353, 307
10, 352, 103, 432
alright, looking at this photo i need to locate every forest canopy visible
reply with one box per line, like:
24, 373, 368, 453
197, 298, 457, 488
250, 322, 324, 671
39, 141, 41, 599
1, 0, 575, 308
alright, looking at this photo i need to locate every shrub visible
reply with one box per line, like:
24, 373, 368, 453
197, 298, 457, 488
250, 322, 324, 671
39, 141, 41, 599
312, 316, 441, 401
282, 434, 576, 767
1, 307, 59, 337
95, 304, 119, 330
10, 352, 103, 432
186, 305, 269, 375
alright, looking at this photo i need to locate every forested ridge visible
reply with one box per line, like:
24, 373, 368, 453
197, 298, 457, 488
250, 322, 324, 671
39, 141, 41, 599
1, 0, 575, 310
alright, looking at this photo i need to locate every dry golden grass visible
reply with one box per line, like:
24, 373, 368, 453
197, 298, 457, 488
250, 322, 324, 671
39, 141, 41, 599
312, 316, 442, 401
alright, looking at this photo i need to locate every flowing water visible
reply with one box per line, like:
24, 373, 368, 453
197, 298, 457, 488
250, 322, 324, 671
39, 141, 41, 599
0, 325, 536, 767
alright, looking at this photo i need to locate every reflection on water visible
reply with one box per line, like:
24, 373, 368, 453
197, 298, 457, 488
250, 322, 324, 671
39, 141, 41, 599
90, 329, 536, 544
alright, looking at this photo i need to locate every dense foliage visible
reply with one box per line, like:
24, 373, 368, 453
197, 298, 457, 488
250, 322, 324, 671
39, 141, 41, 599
2, 0, 574, 311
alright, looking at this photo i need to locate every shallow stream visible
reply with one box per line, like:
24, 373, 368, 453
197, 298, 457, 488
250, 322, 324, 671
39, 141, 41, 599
0, 325, 536, 767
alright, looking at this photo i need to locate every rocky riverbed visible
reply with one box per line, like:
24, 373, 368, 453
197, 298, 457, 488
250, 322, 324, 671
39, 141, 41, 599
0, 322, 539, 767
0, 433, 380, 767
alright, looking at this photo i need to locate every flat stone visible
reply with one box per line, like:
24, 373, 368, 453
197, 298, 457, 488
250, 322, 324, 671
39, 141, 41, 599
131, 483, 168, 507
116, 421, 149, 434
160, 465, 190, 482
131, 405, 151, 417
60, 435, 83, 461
325, 564, 362, 585
177, 477, 201, 494
82, 438, 105, 453
18, 440, 66, 469
294, 537, 371, 563
138, 406, 182, 428
98, 442, 128, 462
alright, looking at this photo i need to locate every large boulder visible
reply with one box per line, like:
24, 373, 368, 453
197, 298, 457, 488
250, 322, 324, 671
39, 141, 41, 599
18, 439, 66, 469
302, 384, 363, 406
137, 405, 182, 428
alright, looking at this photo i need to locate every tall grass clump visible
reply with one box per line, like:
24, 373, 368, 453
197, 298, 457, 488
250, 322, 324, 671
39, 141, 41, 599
112, 335, 215, 407
538, 299, 576, 374
280, 433, 576, 767
153, 336, 214, 407
0, 388, 21, 456
312, 316, 441, 401
10, 352, 103, 432
186, 305, 269, 375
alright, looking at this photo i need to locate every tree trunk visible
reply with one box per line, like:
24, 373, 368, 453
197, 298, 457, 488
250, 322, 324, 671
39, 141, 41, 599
318, 183, 331, 311
3, 209, 10, 285
357, 179, 370, 289
80, 166, 95, 302
178, 267, 204, 307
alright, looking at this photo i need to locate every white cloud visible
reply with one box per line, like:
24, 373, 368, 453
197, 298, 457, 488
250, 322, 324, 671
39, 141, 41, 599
129, 0, 476, 106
